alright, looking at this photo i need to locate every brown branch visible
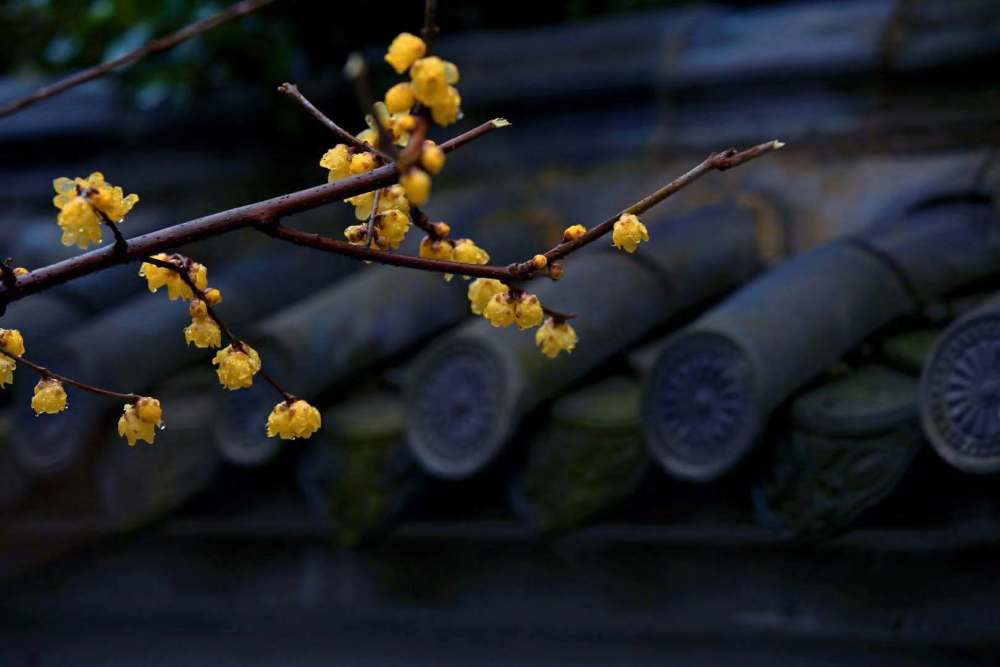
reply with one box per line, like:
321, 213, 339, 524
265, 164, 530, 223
0, 0, 279, 119
0, 118, 505, 307
277, 82, 390, 161
410, 206, 448, 240
530, 140, 785, 272
261, 223, 513, 279
365, 188, 382, 248
240, 141, 785, 282
142, 255, 297, 403
0, 348, 141, 402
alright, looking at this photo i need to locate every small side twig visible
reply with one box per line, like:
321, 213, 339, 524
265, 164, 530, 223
366, 188, 382, 248
277, 82, 391, 161
142, 254, 297, 403
0, 348, 141, 402
0, 0, 280, 119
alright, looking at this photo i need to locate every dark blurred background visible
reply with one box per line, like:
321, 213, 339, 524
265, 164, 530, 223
2, 1, 1000, 665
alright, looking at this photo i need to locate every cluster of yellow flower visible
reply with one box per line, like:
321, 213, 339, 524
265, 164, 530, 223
465, 277, 577, 358
320, 32, 463, 252
139, 253, 223, 351
385, 33, 462, 126
52, 172, 139, 249
136, 252, 319, 440
0, 325, 164, 446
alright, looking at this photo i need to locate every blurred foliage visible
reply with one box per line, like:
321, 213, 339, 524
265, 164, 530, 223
0, 0, 711, 111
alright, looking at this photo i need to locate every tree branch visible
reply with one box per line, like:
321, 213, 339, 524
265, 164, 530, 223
532, 140, 785, 271
142, 255, 297, 403
0, 0, 280, 119
277, 82, 390, 161
0, 348, 141, 402
0, 118, 505, 306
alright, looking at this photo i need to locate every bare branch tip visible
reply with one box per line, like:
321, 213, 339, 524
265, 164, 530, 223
491, 118, 511, 128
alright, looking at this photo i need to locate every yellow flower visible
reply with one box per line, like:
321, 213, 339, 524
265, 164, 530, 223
357, 128, 380, 148
385, 82, 416, 114
563, 224, 587, 242
401, 168, 431, 206
52, 174, 137, 248
420, 141, 446, 174
12, 267, 28, 277
483, 293, 516, 328
430, 85, 462, 126
374, 209, 411, 250
344, 224, 368, 246
453, 239, 489, 266
410, 56, 449, 106
350, 152, 377, 175
117, 397, 161, 446
56, 196, 102, 249
31, 378, 68, 415
321, 144, 351, 182
184, 302, 222, 349
378, 185, 410, 214
0, 356, 14, 388
346, 191, 376, 221
138, 254, 209, 301
88, 178, 139, 222
611, 213, 649, 253
514, 293, 544, 330
443, 61, 460, 85
385, 32, 426, 74
212, 344, 261, 390
419, 236, 454, 261
387, 112, 416, 146
535, 318, 578, 358
0, 328, 26, 357
266, 399, 322, 440
452, 239, 490, 282
136, 396, 163, 425
467, 278, 508, 315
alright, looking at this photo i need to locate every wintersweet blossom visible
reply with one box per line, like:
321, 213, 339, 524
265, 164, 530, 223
266, 399, 322, 440
612, 213, 649, 253
535, 318, 578, 358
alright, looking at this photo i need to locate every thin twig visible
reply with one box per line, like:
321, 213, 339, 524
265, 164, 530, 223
0, 348, 141, 402
365, 188, 382, 248
141, 254, 297, 403
0, 0, 279, 119
532, 140, 785, 271
264, 140, 783, 281
0, 118, 505, 306
410, 206, 443, 239
277, 82, 391, 161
